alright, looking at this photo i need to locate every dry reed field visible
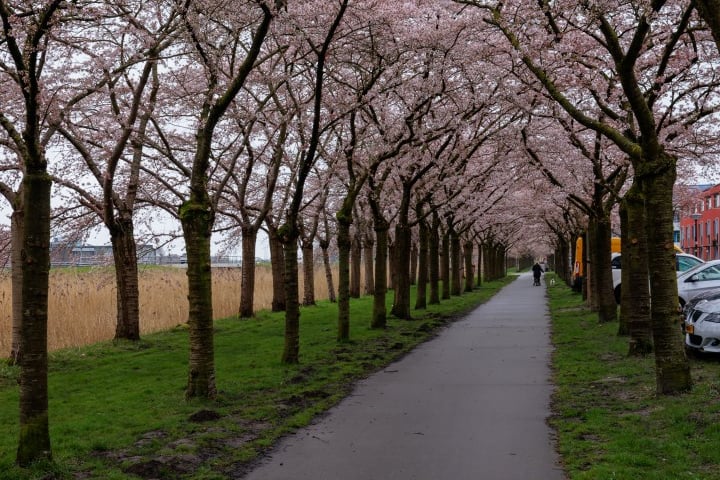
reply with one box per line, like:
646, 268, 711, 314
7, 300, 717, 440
0, 264, 336, 355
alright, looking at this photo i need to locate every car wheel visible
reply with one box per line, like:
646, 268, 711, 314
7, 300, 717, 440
614, 284, 621, 305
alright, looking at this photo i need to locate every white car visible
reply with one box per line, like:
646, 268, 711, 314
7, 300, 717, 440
684, 296, 720, 353
677, 259, 720, 307
611, 252, 703, 304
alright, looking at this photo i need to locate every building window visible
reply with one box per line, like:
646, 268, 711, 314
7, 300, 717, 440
716, 194, 720, 208
708, 197, 713, 210
708, 221, 712, 239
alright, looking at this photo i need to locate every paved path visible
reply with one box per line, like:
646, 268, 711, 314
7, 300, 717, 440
242, 273, 564, 480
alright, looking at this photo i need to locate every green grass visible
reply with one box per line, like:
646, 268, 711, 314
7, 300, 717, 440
0, 278, 511, 480
547, 273, 720, 480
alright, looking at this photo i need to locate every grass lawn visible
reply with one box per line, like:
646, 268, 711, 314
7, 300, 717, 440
547, 274, 720, 480
0, 278, 512, 480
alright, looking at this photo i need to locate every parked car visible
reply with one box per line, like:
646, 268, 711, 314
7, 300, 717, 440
677, 259, 720, 307
683, 294, 720, 353
611, 252, 703, 304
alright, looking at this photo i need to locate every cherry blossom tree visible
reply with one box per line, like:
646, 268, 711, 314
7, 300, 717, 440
141, 0, 276, 397
0, 0, 92, 465
51, 2, 177, 341
278, 0, 349, 363
459, 0, 720, 393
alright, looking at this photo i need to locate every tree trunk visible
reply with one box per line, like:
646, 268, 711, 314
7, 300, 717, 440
391, 223, 412, 319
410, 242, 418, 286
363, 235, 374, 295
267, 224, 286, 312
581, 232, 588, 301
590, 215, 617, 323
337, 218, 351, 341
10, 206, 23, 364
441, 231, 450, 299
180, 200, 216, 399
555, 237, 569, 286
482, 244, 493, 281
464, 240, 474, 293
388, 240, 396, 291
429, 212, 440, 305
16, 171, 52, 466
695, 0, 720, 52
111, 218, 141, 341
450, 229, 462, 296
415, 217, 429, 310
476, 242, 482, 287
281, 232, 301, 363
350, 235, 361, 298
371, 220, 389, 329
320, 239, 336, 303
302, 242, 316, 306
623, 183, 653, 355
644, 159, 691, 393
239, 227, 258, 318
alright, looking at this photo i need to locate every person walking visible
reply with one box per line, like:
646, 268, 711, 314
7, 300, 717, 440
532, 261, 543, 286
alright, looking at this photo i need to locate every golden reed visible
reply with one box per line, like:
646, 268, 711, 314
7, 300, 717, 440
0, 265, 336, 354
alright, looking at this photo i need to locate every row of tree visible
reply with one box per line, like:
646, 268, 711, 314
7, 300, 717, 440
2, 0, 720, 468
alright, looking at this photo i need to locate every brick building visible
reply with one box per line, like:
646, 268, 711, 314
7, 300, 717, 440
679, 183, 720, 260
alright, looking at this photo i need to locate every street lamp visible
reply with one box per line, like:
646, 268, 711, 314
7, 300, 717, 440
692, 212, 702, 258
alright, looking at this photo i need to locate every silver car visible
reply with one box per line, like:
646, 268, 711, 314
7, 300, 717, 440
684, 297, 720, 353
677, 259, 720, 307
611, 252, 703, 304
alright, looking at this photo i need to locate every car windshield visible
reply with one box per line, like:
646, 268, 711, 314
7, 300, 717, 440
677, 256, 703, 272
681, 260, 716, 278
690, 264, 720, 281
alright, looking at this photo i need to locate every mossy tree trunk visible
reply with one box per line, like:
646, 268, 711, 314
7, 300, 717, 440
267, 222, 286, 312
415, 206, 429, 310
337, 214, 352, 341
428, 212, 440, 305
388, 240, 396, 291
476, 242, 483, 287
320, 238, 336, 303
589, 215, 617, 323
111, 217, 140, 341
181, 199, 216, 399
350, 234, 361, 298
280, 228, 301, 363
622, 183, 653, 354
371, 217, 389, 329
363, 234, 374, 295
643, 154, 691, 393
441, 229, 450, 299
391, 222, 412, 319
17, 171, 52, 467
239, 227, 258, 318
301, 241, 316, 306
450, 227, 462, 296
464, 240, 474, 293
410, 242, 418, 286
10, 203, 23, 365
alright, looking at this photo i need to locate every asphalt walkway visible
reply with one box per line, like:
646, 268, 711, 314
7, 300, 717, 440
242, 272, 565, 480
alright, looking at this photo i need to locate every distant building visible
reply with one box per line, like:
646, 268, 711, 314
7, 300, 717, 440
679, 183, 720, 260
50, 241, 160, 267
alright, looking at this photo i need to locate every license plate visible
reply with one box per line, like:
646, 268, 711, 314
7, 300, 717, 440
686, 324, 694, 334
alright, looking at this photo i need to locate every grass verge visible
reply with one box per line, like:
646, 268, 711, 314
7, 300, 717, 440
0, 277, 512, 480
547, 274, 720, 480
